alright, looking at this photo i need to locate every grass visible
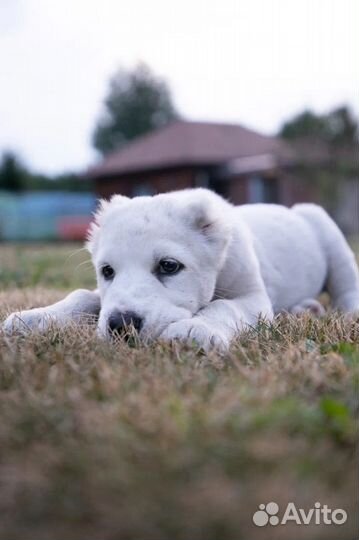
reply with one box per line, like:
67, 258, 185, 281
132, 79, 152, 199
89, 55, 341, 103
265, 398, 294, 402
0, 243, 358, 540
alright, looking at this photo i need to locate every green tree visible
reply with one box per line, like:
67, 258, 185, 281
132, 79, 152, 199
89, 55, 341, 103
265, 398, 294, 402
279, 105, 358, 213
280, 110, 327, 140
0, 152, 27, 191
279, 105, 358, 144
25, 172, 93, 192
92, 63, 179, 155
325, 106, 358, 145
0, 152, 93, 193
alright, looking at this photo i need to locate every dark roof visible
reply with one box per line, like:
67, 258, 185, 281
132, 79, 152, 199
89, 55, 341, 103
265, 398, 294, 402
88, 120, 295, 178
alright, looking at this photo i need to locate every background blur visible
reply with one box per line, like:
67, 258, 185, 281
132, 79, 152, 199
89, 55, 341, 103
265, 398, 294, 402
0, 0, 357, 241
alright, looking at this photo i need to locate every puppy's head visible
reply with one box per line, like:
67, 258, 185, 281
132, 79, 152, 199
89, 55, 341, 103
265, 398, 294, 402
87, 189, 232, 340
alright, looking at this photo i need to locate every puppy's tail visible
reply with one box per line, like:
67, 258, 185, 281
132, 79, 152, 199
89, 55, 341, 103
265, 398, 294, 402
293, 203, 359, 313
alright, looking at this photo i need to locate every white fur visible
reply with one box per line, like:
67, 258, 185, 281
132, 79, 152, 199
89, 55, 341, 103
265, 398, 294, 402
3, 189, 359, 351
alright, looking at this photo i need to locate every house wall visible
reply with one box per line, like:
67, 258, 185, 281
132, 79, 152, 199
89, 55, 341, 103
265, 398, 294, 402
278, 172, 320, 206
94, 167, 326, 213
95, 168, 195, 199
227, 174, 281, 204
228, 177, 248, 203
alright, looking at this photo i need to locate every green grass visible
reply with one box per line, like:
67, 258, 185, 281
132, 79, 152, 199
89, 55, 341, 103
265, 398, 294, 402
0, 243, 95, 290
0, 244, 358, 540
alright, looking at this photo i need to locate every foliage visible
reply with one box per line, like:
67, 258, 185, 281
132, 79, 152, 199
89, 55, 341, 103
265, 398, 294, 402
0, 244, 358, 540
92, 63, 179, 155
0, 151, 27, 191
24, 172, 93, 192
0, 152, 92, 192
279, 106, 359, 213
280, 105, 358, 145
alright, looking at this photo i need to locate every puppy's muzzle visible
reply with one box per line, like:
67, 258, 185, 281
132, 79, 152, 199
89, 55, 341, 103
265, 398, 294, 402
108, 311, 143, 338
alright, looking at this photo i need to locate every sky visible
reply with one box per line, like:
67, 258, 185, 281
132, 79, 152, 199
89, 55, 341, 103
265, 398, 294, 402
0, 0, 357, 175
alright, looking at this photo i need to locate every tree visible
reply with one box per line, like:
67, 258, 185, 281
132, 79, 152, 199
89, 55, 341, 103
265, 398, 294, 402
0, 152, 92, 192
0, 152, 27, 191
279, 105, 358, 145
279, 105, 358, 214
92, 63, 179, 155
280, 110, 327, 140
325, 106, 358, 146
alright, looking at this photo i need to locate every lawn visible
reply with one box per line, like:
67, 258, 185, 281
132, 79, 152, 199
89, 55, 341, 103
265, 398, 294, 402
0, 243, 358, 540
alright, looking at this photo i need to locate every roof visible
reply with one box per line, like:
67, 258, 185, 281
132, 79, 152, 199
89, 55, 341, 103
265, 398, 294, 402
88, 120, 295, 178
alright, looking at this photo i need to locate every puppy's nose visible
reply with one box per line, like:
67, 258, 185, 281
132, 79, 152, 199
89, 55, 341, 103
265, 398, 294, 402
108, 310, 143, 336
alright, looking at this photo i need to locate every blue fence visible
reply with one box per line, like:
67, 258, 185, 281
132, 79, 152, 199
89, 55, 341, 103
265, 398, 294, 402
0, 191, 96, 241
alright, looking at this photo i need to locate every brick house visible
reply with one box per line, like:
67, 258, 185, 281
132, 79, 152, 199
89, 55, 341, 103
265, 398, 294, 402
88, 120, 321, 207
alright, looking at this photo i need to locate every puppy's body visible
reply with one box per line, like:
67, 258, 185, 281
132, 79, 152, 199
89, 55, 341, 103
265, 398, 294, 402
3, 189, 359, 350
240, 202, 359, 314
235, 204, 330, 312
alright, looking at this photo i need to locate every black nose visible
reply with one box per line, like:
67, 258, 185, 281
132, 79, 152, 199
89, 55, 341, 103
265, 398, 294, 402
108, 311, 143, 336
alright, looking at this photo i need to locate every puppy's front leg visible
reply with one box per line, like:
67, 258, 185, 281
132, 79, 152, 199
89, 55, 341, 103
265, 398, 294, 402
3, 289, 101, 334
160, 292, 274, 352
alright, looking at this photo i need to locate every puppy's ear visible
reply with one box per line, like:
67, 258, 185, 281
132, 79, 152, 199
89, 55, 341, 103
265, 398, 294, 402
86, 195, 129, 254
184, 196, 232, 249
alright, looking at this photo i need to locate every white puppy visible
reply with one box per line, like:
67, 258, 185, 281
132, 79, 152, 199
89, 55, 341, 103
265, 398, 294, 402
3, 188, 359, 351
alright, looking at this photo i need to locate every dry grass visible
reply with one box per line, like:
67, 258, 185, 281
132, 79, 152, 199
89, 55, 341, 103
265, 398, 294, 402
0, 244, 358, 540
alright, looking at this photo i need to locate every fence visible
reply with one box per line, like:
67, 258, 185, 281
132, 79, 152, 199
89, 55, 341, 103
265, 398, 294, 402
0, 191, 96, 241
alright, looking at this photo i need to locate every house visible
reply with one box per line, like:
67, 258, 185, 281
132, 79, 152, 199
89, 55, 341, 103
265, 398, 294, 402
87, 120, 358, 234
88, 120, 320, 206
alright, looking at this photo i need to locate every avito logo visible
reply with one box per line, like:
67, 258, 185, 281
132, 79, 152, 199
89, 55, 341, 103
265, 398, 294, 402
253, 501, 347, 527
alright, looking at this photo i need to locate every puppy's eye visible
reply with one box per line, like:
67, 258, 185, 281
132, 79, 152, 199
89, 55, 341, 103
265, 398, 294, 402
158, 258, 184, 275
101, 264, 115, 280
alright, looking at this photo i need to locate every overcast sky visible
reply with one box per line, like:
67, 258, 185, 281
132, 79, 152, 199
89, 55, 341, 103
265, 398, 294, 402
0, 0, 357, 175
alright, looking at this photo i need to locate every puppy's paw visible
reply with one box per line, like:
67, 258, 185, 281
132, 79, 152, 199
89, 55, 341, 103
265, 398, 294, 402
290, 298, 326, 317
2, 308, 57, 334
159, 318, 230, 353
